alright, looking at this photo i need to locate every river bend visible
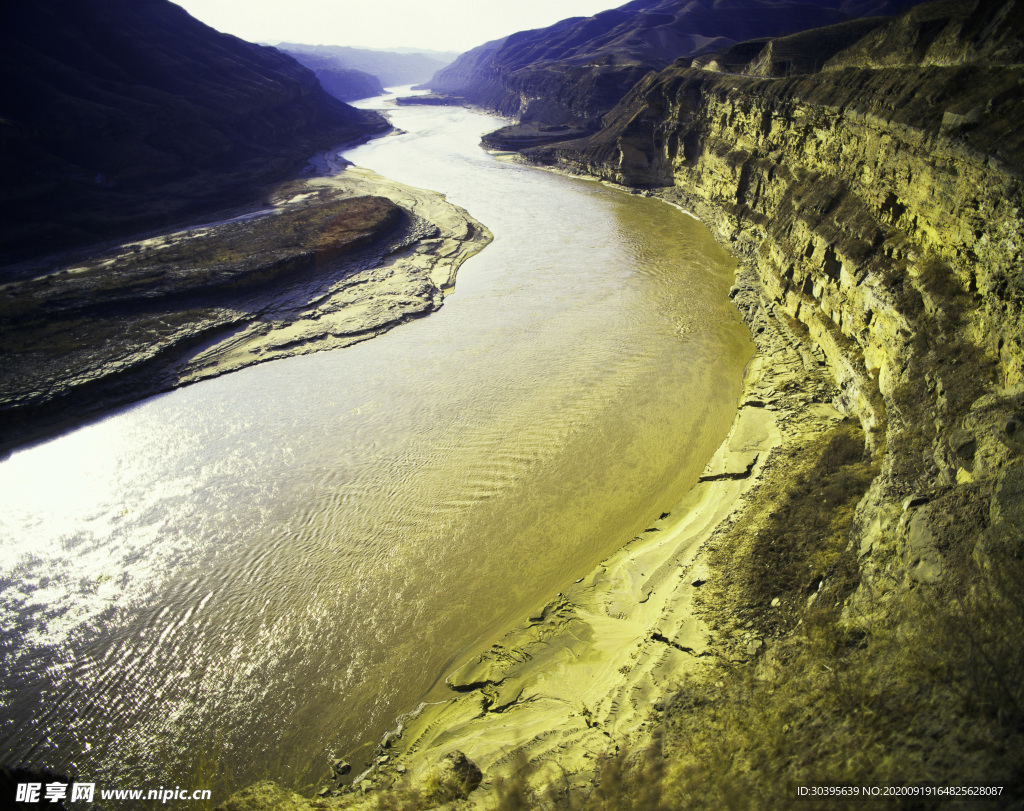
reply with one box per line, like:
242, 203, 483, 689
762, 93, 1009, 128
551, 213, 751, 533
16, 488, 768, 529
0, 93, 751, 792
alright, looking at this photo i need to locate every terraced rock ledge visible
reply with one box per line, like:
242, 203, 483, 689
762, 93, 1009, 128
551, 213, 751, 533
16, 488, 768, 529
0, 163, 491, 455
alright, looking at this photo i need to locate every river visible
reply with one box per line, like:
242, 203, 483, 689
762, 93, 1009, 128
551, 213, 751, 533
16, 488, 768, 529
0, 92, 751, 796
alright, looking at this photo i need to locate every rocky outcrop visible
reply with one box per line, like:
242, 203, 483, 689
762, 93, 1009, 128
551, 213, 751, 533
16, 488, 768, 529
0, 0, 390, 266
535, 0, 1024, 619
427, 0, 925, 148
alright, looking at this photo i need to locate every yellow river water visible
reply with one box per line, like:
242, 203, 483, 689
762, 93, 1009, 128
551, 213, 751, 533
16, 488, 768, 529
0, 93, 751, 795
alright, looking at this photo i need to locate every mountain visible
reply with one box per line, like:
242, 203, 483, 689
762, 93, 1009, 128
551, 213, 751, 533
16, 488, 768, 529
278, 44, 457, 87
427, 0, 928, 147
0, 0, 390, 266
550, 0, 1023, 181
283, 51, 385, 102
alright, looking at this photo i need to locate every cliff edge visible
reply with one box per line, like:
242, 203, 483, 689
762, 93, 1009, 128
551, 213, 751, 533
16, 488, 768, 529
426, 0, 925, 149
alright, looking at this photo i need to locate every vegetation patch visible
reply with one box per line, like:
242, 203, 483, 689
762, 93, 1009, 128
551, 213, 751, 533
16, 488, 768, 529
491, 430, 1024, 810
602, 546, 1024, 810
700, 421, 876, 643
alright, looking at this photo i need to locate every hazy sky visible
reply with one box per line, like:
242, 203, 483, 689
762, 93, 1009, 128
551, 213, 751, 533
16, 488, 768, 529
172, 0, 626, 53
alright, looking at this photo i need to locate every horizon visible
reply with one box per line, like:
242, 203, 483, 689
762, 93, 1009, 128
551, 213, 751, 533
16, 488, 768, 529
171, 0, 628, 54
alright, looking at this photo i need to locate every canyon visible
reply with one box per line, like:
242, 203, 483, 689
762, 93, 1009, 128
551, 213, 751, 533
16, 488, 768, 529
3, 0, 1022, 806
536, 0, 1024, 629
224, 0, 1024, 806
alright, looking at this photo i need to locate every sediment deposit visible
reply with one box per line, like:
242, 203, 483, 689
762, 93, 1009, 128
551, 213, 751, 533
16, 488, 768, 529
0, 165, 490, 454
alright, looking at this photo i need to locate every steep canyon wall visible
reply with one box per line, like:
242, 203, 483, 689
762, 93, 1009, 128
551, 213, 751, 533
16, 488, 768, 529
535, 0, 1024, 619
0, 0, 390, 266
427, 0, 921, 147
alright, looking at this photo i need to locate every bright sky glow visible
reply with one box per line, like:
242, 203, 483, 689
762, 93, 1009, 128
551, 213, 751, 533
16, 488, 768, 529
171, 0, 627, 54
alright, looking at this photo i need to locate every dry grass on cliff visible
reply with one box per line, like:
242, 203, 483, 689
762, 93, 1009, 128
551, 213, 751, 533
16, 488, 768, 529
699, 420, 876, 644
887, 253, 998, 490
631, 551, 1024, 810
492, 590, 1024, 811
551, 506, 1024, 808
489, 424, 1024, 810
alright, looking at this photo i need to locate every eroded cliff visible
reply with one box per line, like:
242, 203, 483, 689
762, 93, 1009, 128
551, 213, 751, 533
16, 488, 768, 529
426, 0, 923, 149
536, 0, 1024, 616
214, 1, 1024, 805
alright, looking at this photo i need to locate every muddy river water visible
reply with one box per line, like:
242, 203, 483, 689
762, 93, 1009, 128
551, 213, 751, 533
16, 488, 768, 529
0, 93, 751, 794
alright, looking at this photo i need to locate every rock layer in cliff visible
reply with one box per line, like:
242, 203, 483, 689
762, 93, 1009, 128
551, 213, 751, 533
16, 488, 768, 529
428, 0, 928, 148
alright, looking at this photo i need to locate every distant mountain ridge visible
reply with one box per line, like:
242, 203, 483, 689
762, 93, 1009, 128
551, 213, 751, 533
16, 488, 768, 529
427, 0, 928, 147
0, 0, 389, 264
282, 51, 386, 102
278, 44, 457, 88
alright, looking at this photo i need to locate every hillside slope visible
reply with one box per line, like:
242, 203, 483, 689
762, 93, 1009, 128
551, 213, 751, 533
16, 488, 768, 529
0, 0, 389, 267
427, 0, 925, 147
281, 51, 385, 102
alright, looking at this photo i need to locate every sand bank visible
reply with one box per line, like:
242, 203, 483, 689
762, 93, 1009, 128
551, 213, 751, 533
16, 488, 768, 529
356, 266, 846, 802
0, 165, 490, 454
177, 167, 491, 383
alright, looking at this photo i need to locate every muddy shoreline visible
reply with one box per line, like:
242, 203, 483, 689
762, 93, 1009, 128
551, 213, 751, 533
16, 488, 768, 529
0, 162, 491, 457
336, 265, 848, 803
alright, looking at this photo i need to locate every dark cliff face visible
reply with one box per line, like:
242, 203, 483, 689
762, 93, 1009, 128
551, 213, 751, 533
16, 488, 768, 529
428, 0, 927, 146
0, 0, 390, 267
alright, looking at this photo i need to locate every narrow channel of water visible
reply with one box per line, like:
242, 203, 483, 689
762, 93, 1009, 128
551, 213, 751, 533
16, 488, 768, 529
0, 92, 751, 795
